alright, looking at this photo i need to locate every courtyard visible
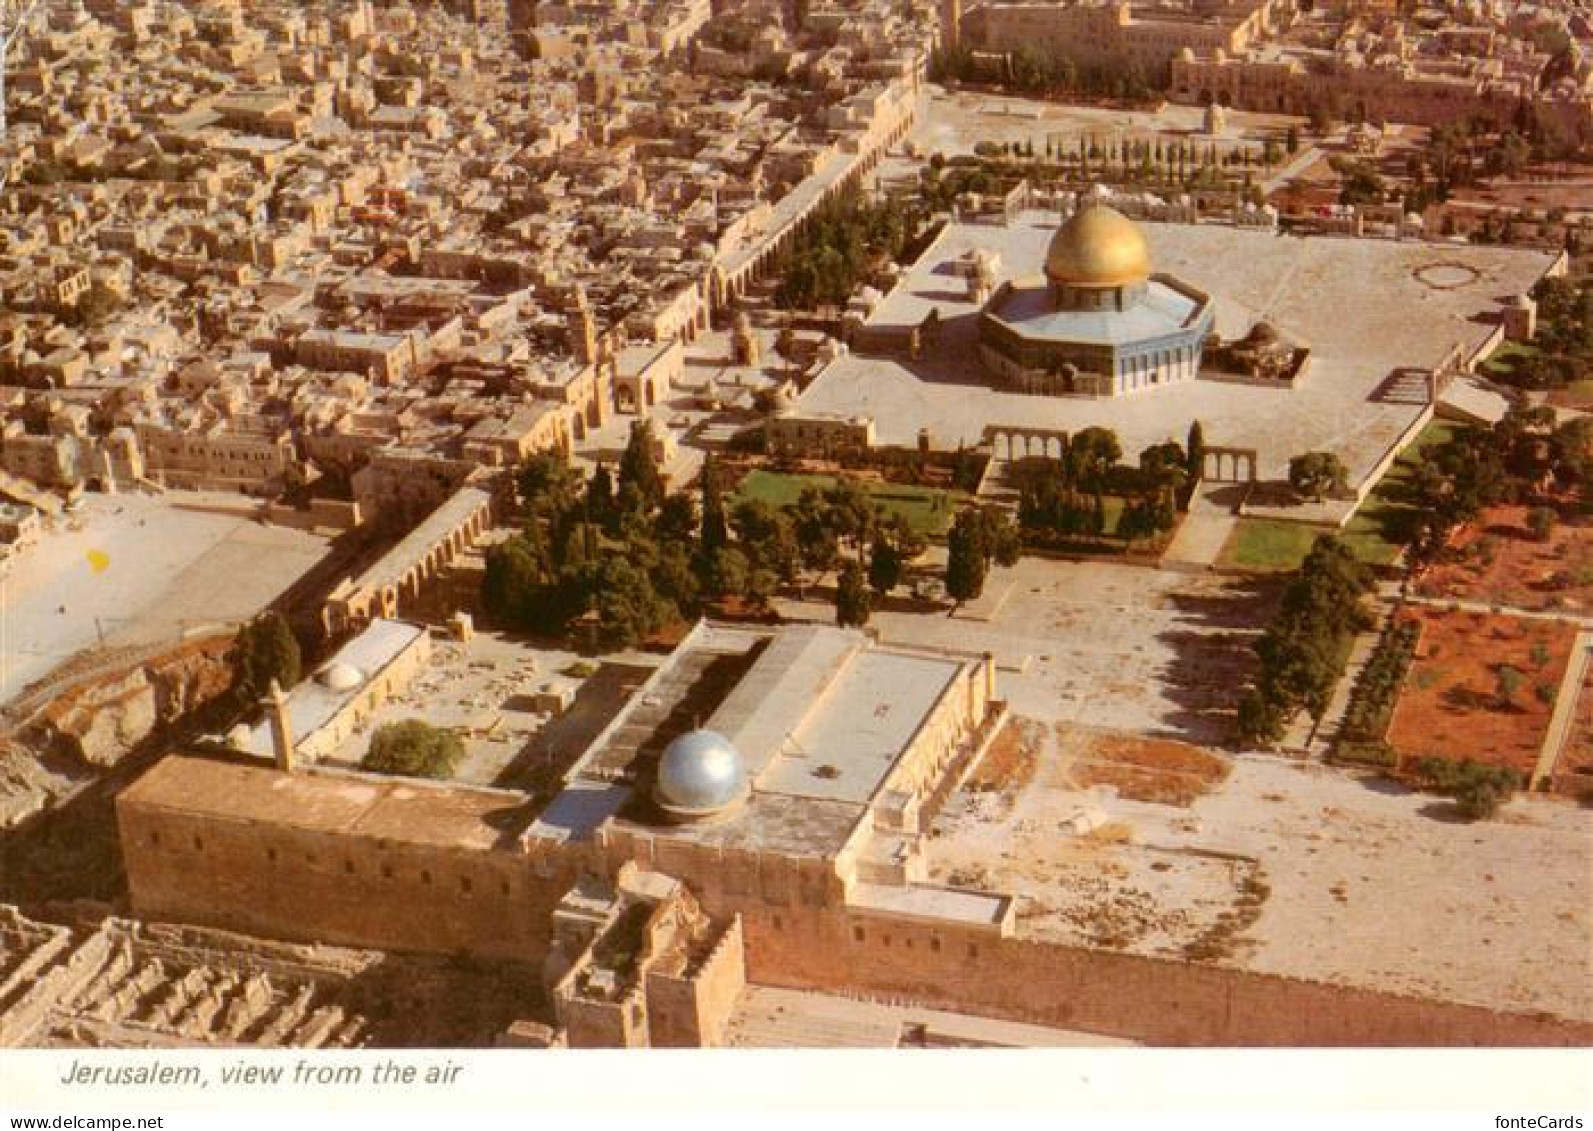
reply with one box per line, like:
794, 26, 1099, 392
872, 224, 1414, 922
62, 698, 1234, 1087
795, 213, 1556, 513
779, 555, 1277, 747
0, 492, 332, 705
931, 719, 1593, 1021
316, 626, 663, 795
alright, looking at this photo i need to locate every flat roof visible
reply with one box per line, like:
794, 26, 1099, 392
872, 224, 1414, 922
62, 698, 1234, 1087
121, 755, 533, 852
525, 779, 631, 845
756, 647, 962, 806
235, 618, 425, 759
705, 625, 862, 781
851, 882, 1012, 929
611, 791, 863, 859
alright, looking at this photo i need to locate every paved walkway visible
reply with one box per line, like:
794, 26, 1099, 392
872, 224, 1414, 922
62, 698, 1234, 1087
1400, 592, 1593, 630
1532, 631, 1591, 790
1160, 484, 1239, 571
723, 984, 1135, 1048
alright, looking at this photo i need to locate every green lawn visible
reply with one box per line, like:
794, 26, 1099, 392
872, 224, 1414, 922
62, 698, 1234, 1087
1479, 338, 1541, 380
1221, 519, 1331, 571
734, 470, 966, 536
1220, 419, 1462, 572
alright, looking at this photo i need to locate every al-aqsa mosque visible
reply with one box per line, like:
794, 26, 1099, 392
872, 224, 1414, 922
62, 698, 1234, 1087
978, 197, 1216, 397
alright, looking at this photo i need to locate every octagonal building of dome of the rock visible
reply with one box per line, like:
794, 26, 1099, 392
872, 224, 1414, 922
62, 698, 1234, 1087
978, 200, 1216, 398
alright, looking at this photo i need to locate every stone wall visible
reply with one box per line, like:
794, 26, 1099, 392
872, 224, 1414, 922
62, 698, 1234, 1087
646, 915, 746, 1049
118, 801, 581, 963
737, 902, 1593, 1047
39, 635, 236, 769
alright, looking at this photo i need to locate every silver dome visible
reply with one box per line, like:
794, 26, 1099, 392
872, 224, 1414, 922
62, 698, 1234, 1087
656, 729, 747, 820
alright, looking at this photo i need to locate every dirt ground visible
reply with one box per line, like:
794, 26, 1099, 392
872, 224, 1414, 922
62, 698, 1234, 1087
931, 729, 1592, 1019
1415, 503, 1592, 615
1060, 724, 1230, 808
933, 720, 1259, 959
962, 715, 1043, 798
1386, 608, 1578, 777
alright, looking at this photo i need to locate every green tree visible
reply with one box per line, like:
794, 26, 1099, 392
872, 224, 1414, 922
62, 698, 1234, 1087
228, 612, 301, 707
482, 532, 548, 627
731, 498, 801, 586
699, 454, 729, 553
944, 505, 1018, 603
944, 509, 988, 604
618, 420, 665, 512
835, 560, 872, 627
1288, 451, 1348, 501
518, 450, 583, 521
868, 538, 903, 596
1185, 420, 1206, 486
1495, 664, 1524, 708
586, 462, 615, 527
705, 546, 750, 600
364, 719, 464, 780
592, 555, 672, 650
1068, 426, 1121, 493
657, 492, 699, 545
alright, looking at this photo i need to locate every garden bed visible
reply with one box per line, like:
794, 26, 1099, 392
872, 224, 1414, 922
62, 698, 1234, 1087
1385, 608, 1579, 778
1413, 501, 1591, 614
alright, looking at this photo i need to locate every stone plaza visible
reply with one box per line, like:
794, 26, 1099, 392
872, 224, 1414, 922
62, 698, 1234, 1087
799, 212, 1560, 507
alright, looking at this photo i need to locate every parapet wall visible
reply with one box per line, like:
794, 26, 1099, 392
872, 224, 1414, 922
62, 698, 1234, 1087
738, 903, 1593, 1047
118, 800, 581, 963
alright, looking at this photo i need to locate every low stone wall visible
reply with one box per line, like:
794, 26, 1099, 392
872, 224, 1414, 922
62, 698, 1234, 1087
739, 902, 1593, 1047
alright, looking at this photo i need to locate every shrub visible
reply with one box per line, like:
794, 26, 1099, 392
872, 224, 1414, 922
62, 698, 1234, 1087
1339, 618, 1419, 744
363, 719, 465, 781
1413, 757, 1522, 820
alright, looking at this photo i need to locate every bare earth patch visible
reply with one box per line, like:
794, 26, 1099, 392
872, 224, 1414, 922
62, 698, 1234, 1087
1415, 503, 1591, 615
963, 716, 1044, 800
1387, 608, 1578, 778
1058, 724, 1230, 807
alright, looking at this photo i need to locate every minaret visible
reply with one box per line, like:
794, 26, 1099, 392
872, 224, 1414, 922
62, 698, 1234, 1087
566, 285, 598, 366
264, 679, 295, 773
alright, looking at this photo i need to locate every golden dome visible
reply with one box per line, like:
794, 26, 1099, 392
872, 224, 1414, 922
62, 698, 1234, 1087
1045, 204, 1152, 289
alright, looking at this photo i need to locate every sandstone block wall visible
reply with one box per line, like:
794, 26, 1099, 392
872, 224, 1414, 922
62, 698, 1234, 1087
118, 802, 580, 963
737, 903, 1593, 1047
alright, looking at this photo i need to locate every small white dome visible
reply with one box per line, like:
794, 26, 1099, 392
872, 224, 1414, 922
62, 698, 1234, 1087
318, 662, 364, 692
226, 723, 252, 749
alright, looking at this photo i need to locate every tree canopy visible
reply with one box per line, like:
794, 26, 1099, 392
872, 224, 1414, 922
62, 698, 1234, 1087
363, 719, 464, 781
228, 612, 301, 708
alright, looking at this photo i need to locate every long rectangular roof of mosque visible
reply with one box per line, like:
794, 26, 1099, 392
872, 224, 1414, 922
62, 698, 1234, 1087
702, 624, 863, 780
120, 755, 534, 851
